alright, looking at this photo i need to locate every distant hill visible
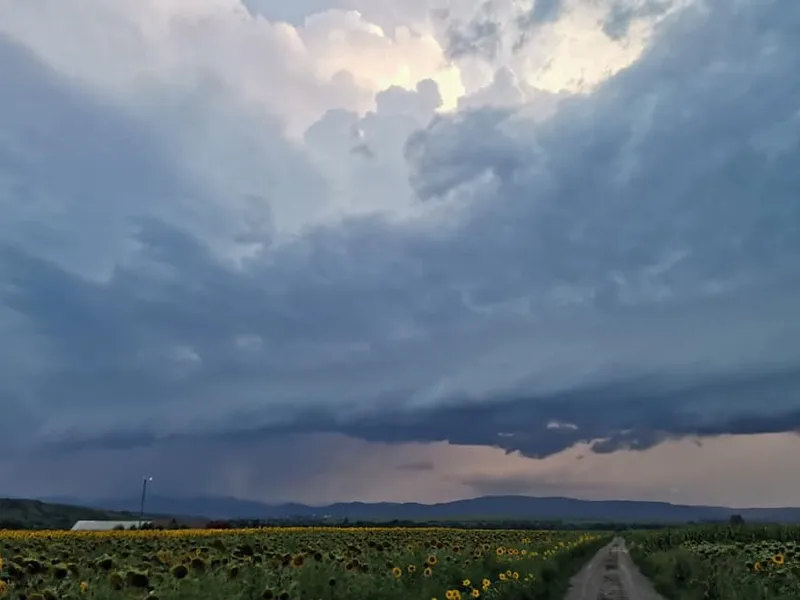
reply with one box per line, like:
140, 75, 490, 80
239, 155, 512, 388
42, 494, 800, 524
0, 498, 142, 530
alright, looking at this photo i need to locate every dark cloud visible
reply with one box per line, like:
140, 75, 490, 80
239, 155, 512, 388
297, 363, 800, 457
1, 0, 800, 497
54, 359, 800, 460
0, 433, 352, 502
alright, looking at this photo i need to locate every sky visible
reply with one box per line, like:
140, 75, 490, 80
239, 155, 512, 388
0, 0, 799, 508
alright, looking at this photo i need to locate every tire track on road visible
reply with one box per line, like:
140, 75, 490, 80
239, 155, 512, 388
563, 537, 665, 600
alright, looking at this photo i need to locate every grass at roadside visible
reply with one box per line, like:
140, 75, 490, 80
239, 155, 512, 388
627, 526, 800, 600
516, 535, 609, 600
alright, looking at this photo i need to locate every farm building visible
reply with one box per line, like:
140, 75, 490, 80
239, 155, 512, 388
70, 520, 152, 531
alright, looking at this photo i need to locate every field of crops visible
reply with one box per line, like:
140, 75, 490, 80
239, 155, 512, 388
0, 527, 607, 600
627, 524, 800, 600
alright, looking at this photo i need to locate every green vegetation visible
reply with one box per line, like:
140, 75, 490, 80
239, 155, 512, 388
627, 524, 800, 600
0, 499, 140, 531
222, 517, 669, 531
0, 527, 609, 600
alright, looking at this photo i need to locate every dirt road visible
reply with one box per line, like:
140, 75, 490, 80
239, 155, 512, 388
563, 537, 666, 600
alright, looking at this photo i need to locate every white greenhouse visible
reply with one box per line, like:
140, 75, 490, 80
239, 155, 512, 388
70, 520, 152, 531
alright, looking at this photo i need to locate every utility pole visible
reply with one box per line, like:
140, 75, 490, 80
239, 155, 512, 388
139, 476, 153, 529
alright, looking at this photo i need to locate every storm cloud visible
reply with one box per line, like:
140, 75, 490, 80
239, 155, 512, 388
0, 0, 799, 500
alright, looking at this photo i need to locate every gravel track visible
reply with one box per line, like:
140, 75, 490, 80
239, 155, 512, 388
562, 537, 666, 600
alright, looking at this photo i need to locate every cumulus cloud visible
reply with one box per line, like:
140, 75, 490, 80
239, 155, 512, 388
442, 0, 682, 95
1, 0, 799, 496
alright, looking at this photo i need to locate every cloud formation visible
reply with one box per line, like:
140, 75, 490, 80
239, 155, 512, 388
1, 0, 799, 498
5, 432, 800, 507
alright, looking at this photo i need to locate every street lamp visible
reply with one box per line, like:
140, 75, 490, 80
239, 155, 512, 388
138, 476, 153, 529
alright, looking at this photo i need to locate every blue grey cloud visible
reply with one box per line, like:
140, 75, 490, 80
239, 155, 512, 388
519, 0, 565, 27
446, 13, 504, 59
241, 0, 333, 25
1, 0, 800, 484
602, 0, 672, 40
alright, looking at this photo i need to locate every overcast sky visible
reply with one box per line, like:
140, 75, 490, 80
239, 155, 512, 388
1, 0, 799, 507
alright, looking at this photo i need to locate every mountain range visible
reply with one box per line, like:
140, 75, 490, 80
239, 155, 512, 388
41, 494, 800, 523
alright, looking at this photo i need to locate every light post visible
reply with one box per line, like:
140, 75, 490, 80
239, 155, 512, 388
138, 476, 153, 529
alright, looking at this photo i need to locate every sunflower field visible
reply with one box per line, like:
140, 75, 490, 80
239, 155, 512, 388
0, 527, 608, 600
627, 524, 800, 600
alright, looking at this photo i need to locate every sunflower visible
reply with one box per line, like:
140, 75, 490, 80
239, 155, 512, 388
772, 554, 785, 566
392, 566, 402, 578
170, 564, 189, 579
424, 567, 433, 577
109, 571, 124, 590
